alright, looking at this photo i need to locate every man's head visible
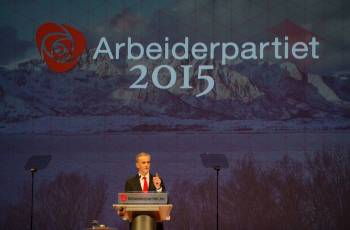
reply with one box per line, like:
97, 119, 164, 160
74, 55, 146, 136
135, 152, 151, 176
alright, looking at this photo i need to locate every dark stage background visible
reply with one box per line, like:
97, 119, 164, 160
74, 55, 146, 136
1, 0, 350, 230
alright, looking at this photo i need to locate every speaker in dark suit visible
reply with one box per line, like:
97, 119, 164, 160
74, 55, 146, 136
124, 152, 166, 230
125, 173, 166, 192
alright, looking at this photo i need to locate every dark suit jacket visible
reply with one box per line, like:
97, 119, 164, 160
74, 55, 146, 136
125, 174, 166, 192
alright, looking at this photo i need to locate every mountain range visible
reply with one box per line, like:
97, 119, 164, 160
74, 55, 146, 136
0, 49, 349, 133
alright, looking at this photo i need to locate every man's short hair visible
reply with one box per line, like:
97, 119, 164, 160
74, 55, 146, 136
135, 152, 151, 162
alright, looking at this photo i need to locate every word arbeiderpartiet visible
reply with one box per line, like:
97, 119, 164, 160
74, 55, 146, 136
93, 36, 319, 64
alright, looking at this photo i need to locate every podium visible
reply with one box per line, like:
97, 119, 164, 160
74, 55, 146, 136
113, 192, 172, 230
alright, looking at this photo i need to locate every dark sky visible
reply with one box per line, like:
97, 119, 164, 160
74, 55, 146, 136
0, 0, 349, 72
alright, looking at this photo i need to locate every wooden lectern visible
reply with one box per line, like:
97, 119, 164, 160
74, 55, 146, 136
113, 193, 172, 230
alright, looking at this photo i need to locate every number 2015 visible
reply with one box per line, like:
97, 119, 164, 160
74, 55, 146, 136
129, 65, 214, 97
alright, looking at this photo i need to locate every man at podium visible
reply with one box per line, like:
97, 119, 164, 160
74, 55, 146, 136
124, 151, 166, 230
125, 152, 166, 193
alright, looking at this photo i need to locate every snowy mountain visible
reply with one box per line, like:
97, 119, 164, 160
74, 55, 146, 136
0, 50, 349, 133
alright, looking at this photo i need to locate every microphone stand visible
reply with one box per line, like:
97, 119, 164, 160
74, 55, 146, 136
30, 168, 37, 230
214, 166, 220, 230
200, 154, 228, 230
24, 155, 51, 230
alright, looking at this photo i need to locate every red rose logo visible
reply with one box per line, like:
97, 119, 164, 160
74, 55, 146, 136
120, 193, 128, 202
36, 22, 86, 73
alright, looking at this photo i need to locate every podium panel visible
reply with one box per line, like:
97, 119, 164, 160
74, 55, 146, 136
118, 192, 168, 204
113, 204, 173, 222
114, 192, 172, 230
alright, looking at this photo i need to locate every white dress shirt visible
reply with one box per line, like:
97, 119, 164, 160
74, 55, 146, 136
139, 173, 150, 191
138, 173, 162, 192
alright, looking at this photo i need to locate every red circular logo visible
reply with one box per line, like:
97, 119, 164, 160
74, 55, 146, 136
120, 193, 128, 202
36, 22, 86, 73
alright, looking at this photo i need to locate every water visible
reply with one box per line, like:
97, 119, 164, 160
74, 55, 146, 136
0, 131, 349, 226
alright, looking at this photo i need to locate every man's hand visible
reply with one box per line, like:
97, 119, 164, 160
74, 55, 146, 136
153, 173, 162, 190
117, 207, 126, 217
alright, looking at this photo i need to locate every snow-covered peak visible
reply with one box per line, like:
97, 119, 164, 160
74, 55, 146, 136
331, 71, 350, 80
78, 48, 123, 76
2, 53, 42, 71
281, 61, 303, 80
307, 73, 343, 104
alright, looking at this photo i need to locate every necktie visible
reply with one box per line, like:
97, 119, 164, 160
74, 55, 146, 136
142, 176, 148, 192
